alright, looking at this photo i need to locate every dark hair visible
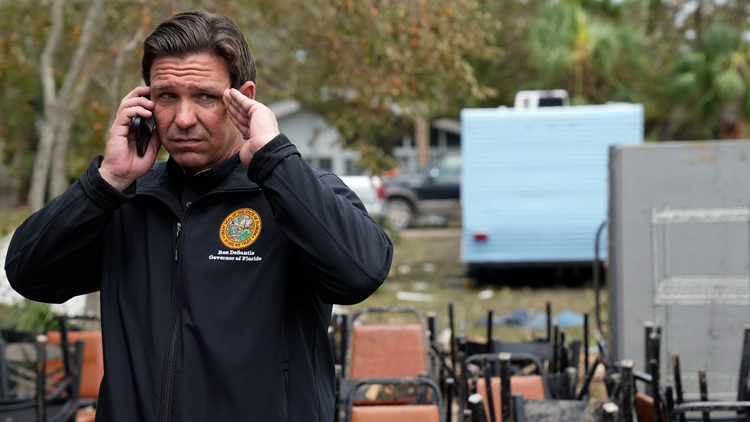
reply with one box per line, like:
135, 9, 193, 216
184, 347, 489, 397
141, 10, 255, 89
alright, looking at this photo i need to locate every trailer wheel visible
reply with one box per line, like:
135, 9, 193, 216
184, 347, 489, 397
387, 197, 414, 229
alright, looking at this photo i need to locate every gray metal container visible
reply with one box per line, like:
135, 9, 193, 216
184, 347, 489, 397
608, 141, 750, 399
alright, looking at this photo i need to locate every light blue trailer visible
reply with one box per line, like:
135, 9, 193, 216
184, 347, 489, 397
460, 104, 644, 278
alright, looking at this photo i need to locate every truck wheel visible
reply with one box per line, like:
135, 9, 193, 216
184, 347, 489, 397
388, 198, 414, 229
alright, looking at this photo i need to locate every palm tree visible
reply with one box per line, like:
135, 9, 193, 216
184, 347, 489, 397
527, 0, 647, 105
669, 22, 750, 140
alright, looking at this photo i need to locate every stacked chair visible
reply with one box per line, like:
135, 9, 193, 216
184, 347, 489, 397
0, 316, 88, 421
45, 315, 102, 422
451, 302, 598, 422
335, 306, 446, 422
599, 323, 750, 422
331, 303, 750, 421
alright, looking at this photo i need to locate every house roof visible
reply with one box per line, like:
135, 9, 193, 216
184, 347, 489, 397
269, 99, 302, 119
433, 117, 460, 135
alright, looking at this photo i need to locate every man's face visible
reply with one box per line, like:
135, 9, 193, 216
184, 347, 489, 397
150, 52, 243, 173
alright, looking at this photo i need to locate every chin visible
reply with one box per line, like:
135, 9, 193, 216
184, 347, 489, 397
171, 153, 209, 172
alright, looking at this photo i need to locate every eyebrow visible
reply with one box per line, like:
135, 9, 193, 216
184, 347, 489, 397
151, 83, 222, 94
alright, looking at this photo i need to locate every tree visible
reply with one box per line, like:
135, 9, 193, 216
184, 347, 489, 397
527, 0, 647, 105
668, 22, 750, 140
252, 0, 501, 172
28, 0, 106, 211
0, 0, 47, 209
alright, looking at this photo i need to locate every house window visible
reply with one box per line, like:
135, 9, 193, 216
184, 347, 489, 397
317, 158, 333, 172
345, 159, 364, 175
309, 157, 333, 172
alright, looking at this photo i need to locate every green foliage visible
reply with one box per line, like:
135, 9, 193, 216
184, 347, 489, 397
2, 0, 750, 200
1, 301, 57, 334
527, 0, 648, 105
715, 70, 745, 102
703, 23, 740, 55
665, 21, 750, 139
253, 0, 501, 162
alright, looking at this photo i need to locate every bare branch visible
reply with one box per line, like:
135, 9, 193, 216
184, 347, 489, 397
59, 0, 106, 100
40, 0, 63, 108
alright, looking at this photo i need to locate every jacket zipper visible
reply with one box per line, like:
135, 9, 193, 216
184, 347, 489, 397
282, 368, 290, 422
160, 221, 182, 422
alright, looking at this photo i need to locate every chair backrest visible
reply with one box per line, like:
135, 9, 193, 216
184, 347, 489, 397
634, 392, 659, 422
0, 335, 84, 422
348, 324, 428, 379
46, 330, 103, 400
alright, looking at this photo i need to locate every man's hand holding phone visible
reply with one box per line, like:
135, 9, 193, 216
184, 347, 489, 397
100, 86, 160, 191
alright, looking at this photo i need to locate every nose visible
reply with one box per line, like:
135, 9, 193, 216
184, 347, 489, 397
174, 100, 198, 129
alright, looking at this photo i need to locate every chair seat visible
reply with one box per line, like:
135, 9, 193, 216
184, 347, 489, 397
76, 408, 96, 422
351, 404, 440, 422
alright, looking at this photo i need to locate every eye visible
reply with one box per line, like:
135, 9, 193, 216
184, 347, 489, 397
198, 93, 217, 101
157, 92, 177, 101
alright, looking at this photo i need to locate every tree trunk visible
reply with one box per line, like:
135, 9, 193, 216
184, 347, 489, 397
30, 0, 105, 209
415, 103, 430, 167
28, 0, 63, 211
28, 115, 57, 211
49, 113, 75, 198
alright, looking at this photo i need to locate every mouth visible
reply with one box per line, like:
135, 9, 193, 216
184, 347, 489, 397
170, 138, 203, 148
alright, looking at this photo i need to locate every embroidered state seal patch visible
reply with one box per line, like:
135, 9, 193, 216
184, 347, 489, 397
219, 208, 262, 249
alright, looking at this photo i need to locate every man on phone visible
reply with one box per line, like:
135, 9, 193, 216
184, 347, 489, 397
5, 10, 393, 421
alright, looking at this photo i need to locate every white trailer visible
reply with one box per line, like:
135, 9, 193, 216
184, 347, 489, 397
460, 103, 644, 279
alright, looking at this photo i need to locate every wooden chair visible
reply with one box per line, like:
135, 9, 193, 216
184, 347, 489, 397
337, 307, 434, 421
46, 330, 102, 422
465, 352, 549, 422
0, 334, 85, 422
665, 325, 750, 422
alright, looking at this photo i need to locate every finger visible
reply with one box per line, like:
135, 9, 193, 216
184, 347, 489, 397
223, 90, 251, 119
223, 90, 251, 133
223, 97, 249, 126
227, 88, 262, 115
126, 85, 151, 100
224, 99, 249, 125
119, 87, 152, 110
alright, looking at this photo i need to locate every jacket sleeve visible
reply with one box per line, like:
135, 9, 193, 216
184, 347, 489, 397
4, 157, 130, 303
247, 134, 393, 305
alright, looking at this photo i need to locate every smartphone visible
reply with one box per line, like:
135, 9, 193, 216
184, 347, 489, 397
130, 115, 155, 157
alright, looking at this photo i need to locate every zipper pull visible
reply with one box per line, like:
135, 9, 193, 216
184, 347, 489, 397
175, 222, 182, 262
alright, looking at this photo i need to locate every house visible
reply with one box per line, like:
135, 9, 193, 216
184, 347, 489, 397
270, 99, 460, 175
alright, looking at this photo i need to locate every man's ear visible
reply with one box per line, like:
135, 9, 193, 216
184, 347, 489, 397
239, 81, 256, 100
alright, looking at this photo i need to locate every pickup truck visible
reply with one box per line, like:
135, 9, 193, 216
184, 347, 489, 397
384, 154, 461, 229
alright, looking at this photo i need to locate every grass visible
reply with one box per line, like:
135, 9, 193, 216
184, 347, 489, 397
340, 229, 609, 345
340, 228, 612, 400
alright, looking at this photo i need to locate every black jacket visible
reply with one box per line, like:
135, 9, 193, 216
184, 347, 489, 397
5, 135, 393, 421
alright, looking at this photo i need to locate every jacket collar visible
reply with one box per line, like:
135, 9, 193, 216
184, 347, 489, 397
136, 154, 260, 197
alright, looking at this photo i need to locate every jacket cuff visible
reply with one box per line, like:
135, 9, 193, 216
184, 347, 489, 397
247, 134, 300, 184
81, 156, 133, 210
